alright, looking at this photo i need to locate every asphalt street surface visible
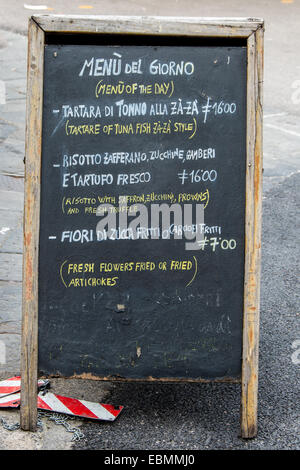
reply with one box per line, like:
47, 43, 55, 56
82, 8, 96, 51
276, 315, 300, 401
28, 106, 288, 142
0, 0, 299, 451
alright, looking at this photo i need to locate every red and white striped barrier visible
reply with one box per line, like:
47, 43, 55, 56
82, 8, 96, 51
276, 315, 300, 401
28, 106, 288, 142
0, 376, 49, 398
0, 389, 123, 421
37, 392, 123, 421
0, 392, 20, 408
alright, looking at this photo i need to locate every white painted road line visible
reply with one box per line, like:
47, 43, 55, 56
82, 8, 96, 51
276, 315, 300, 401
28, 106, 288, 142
23, 4, 49, 10
263, 112, 287, 119
265, 123, 300, 138
0, 80, 6, 105
0, 227, 10, 235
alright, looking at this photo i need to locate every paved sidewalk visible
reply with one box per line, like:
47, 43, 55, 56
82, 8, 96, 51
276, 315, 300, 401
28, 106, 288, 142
0, 29, 26, 381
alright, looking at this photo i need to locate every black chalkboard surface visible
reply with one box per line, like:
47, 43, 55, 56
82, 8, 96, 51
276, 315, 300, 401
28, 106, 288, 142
38, 41, 247, 380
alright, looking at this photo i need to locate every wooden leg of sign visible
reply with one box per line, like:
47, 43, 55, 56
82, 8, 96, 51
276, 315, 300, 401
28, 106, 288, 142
240, 317, 259, 438
20, 18, 44, 431
20, 334, 38, 431
241, 26, 263, 439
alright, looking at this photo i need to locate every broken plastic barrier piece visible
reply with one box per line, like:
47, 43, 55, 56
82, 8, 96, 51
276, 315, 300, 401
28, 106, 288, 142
0, 392, 21, 408
37, 391, 123, 421
0, 390, 123, 422
0, 376, 49, 398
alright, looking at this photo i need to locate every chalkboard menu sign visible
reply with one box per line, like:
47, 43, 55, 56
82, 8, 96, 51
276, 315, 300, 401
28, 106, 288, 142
21, 16, 264, 438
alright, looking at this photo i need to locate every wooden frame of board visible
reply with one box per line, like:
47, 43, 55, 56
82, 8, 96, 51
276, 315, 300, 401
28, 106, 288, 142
21, 16, 264, 437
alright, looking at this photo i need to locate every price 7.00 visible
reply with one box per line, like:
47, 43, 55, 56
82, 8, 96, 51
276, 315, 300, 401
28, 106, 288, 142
178, 169, 217, 185
199, 237, 237, 251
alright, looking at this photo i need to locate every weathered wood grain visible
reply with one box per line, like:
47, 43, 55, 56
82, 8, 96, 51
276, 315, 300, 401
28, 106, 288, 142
20, 18, 44, 432
241, 24, 264, 439
33, 15, 263, 38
